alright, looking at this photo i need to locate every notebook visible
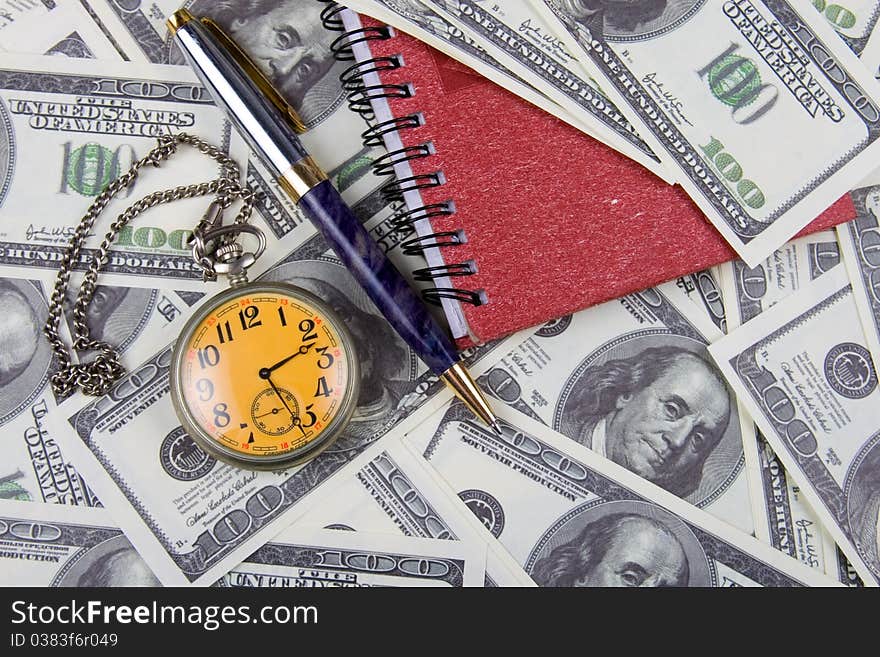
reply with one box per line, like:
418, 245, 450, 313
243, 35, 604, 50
331, 8, 855, 347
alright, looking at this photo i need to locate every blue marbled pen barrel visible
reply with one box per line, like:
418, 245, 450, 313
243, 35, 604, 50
169, 9, 499, 429
297, 180, 459, 373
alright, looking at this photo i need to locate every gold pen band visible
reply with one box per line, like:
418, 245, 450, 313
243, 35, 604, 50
278, 156, 328, 203
167, 8, 306, 134
167, 8, 195, 35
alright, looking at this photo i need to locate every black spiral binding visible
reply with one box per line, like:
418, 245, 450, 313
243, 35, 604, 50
320, 1, 484, 307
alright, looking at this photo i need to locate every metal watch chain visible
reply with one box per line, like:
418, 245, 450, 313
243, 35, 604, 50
44, 132, 262, 398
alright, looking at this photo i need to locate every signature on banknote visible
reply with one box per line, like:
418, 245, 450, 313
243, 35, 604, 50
26, 224, 77, 243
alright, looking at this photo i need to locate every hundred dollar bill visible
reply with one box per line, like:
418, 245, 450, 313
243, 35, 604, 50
221, 526, 485, 588
0, 54, 317, 291
0, 485, 486, 587
406, 400, 836, 586
718, 231, 851, 580
0, 273, 98, 508
52, 209, 530, 585
0, 499, 159, 586
472, 281, 754, 533
709, 264, 880, 586
10, 3, 384, 245
718, 233, 842, 328
0, 268, 192, 509
746, 433, 843, 576
0, 0, 128, 59
290, 433, 533, 586
837, 184, 880, 374
535, 0, 880, 266
811, 0, 880, 55
85, 0, 384, 210
344, 0, 673, 180
740, 411, 849, 582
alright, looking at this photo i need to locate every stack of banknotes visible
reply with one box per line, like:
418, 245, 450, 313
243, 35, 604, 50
1, 0, 879, 588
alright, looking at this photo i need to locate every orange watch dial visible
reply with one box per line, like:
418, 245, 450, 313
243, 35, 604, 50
178, 287, 354, 462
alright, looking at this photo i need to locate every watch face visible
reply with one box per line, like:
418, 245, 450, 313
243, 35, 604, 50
171, 283, 358, 468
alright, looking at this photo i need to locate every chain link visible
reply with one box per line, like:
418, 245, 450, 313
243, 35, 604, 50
44, 132, 258, 398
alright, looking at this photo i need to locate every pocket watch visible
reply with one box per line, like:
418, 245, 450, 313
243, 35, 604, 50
169, 207, 360, 470
169, 278, 360, 470
44, 133, 359, 471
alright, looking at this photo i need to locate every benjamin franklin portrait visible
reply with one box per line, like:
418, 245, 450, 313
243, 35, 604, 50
77, 547, 161, 587
54, 536, 160, 587
847, 436, 880, 578
528, 501, 711, 587
173, 0, 346, 127
260, 259, 415, 456
64, 285, 155, 353
556, 341, 740, 500
0, 278, 52, 423
555, 0, 701, 40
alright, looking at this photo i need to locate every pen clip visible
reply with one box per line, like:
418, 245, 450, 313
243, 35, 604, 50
199, 16, 307, 135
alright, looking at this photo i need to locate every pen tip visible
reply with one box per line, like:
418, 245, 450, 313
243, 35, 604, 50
439, 361, 504, 435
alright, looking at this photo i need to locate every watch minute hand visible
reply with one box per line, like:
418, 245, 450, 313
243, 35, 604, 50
263, 342, 314, 374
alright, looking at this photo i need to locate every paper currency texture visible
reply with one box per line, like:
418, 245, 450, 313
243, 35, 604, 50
710, 265, 880, 585
536, 0, 880, 265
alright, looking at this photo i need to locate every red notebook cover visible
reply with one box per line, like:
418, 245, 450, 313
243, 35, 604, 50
358, 16, 855, 346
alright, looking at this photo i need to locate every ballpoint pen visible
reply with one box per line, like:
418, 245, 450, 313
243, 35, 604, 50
167, 8, 501, 433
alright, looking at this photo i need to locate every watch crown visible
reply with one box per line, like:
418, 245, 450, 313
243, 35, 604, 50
214, 242, 243, 263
